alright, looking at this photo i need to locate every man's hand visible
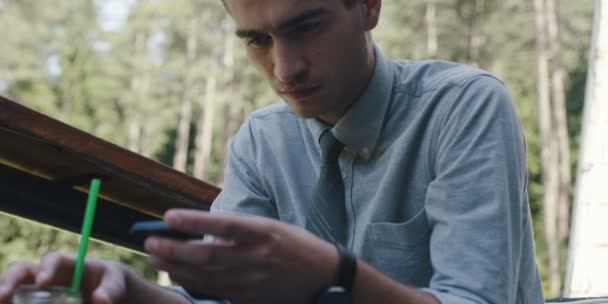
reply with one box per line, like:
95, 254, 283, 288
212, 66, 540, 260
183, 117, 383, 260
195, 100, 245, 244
145, 209, 340, 304
0, 252, 189, 304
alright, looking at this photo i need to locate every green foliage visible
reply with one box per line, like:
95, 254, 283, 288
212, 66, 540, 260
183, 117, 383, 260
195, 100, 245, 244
0, 212, 155, 279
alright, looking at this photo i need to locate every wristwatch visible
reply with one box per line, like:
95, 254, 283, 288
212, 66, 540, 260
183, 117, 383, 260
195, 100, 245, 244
315, 243, 358, 304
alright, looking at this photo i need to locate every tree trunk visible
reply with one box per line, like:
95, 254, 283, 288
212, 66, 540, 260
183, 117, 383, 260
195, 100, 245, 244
218, 103, 242, 186
457, 0, 485, 66
193, 74, 217, 180
217, 31, 237, 185
172, 81, 193, 172
469, 0, 485, 66
425, 0, 438, 58
136, 73, 152, 156
534, 0, 562, 297
126, 31, 148, 154
545, 0, 571, 248
127, 119, 142, 154
172, 19, 198, 172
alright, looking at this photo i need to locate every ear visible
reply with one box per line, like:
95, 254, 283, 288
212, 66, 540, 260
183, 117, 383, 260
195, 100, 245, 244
363, 0, 382, 31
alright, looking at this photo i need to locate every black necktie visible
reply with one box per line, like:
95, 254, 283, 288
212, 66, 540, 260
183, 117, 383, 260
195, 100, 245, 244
306, 129, 347, 245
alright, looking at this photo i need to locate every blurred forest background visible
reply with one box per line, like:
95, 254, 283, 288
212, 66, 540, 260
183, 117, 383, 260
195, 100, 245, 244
0, 0, 594, 297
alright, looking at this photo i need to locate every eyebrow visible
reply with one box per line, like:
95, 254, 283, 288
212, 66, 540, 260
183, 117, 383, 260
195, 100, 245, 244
235, 7, 328, 38
278, 7, 328, 31
236, 29, 261, 39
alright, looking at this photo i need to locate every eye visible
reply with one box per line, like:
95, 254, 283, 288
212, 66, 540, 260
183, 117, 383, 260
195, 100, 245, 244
246, 35, 272, 48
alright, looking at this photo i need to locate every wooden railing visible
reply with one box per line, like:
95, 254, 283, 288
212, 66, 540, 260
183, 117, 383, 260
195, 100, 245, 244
0, 95, 221, 251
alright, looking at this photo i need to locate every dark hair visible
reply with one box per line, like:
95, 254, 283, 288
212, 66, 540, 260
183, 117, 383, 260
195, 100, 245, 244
222, 0, 357, 10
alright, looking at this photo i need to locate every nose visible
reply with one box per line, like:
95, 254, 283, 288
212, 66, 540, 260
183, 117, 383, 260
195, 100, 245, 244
272, 42, 308, 84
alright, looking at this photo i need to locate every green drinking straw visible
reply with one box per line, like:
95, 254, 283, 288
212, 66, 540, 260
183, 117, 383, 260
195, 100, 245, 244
70, 178, 102, 296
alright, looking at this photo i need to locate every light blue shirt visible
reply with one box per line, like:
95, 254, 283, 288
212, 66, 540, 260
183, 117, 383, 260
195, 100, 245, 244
211, 46, 544, 304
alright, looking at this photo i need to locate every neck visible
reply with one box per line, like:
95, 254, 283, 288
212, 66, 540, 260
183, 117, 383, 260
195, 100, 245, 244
318, 43, 376, 126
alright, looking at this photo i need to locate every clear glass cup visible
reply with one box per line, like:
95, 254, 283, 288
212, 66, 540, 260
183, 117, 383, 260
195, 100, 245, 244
12, 285, 81, 304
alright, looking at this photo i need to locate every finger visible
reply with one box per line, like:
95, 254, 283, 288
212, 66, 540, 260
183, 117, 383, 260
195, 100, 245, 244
36, 252, 76, 287
164, 209, 275, 243
91, 264, 126, 304
147, 252, 268, 289
147, 254, 231, 275
0, 262, 38, 302
144, 257, 226, 298
145, 237, 252, 270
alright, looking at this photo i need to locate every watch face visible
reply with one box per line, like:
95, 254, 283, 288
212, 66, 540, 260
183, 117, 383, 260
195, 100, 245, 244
317, 288, 352, 304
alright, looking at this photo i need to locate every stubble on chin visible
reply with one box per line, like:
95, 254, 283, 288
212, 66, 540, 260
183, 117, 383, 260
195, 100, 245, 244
284, 101, 316, 119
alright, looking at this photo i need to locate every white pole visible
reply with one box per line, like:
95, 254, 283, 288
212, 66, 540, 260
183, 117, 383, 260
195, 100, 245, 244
564, 0, 608, 297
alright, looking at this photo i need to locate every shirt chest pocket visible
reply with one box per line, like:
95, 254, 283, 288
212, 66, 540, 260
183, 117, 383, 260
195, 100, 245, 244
360, 208, 433, 287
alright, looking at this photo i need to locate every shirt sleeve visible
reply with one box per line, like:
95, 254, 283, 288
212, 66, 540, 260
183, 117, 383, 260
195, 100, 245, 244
420, 75, 532, 303
210, 117, 279, 219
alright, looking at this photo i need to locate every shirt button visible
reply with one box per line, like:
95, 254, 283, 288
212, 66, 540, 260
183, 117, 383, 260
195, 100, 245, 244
361, 148, 370, 158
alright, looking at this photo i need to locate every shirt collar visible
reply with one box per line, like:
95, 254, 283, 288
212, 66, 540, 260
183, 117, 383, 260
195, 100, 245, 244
306, 45, 395, 159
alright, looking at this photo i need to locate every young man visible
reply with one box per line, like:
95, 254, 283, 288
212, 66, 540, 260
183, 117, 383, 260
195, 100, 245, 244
0, 0, 544, 303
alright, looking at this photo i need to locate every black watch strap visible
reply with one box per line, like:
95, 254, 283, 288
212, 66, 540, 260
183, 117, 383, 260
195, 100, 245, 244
333, 243, 357, 292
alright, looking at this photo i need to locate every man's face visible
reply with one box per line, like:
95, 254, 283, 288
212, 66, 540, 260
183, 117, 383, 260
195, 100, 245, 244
225, 0, 380, 125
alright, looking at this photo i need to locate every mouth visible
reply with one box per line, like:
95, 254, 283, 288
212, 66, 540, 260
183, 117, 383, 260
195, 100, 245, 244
280, 85, 321, 101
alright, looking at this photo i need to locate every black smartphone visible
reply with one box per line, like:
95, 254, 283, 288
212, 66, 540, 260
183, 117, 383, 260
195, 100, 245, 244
129, 220, 221, 301
129, 220, 202, 246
